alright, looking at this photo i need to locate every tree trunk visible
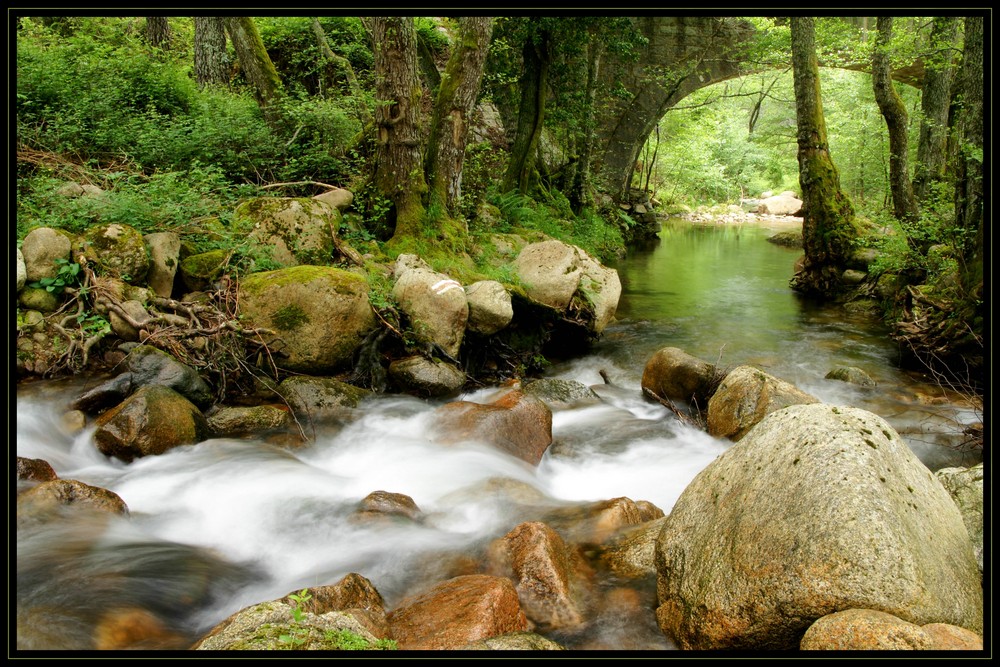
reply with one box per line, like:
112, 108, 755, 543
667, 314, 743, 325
311, 18, 372, 126
224, 17, 283, 117
913, 16, 960, 202
789, 17, 860, 298
193, 17, 230, 89
416, 31, 443, 95
953, 15, 983, 259
425, 17, 494, 216
502, 31, 551, 195
372, 17, 428, 243
570, 36, 602, 213
872, 17, 919, 222
145, 17, 171, 49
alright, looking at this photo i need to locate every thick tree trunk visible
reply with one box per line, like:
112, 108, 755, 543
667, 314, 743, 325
872, 17, 919, 222
789, 17, 859, 298
145, 17, 171, 49
371, 17, 428, 242
193, 17, 229, 89
224, 17, 283, 117
913, 16, 960, 202
311, 18, 372, 126
953, 16, 983, 258
570, 36, 602, 213
425, 17, 494, 216
502, 31, 551, 195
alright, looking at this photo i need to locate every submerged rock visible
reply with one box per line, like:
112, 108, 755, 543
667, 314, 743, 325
597, 517, 668, 580
18, 479, 129, 525
522, 378, 600, 410
433, 390, 553, 465
825, 365, 877, 387
655, 404, 983, 650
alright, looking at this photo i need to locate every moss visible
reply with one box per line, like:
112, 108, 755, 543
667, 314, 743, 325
240, 265, 368, 298
181, 249, 232, 278
271, 304, 310, 331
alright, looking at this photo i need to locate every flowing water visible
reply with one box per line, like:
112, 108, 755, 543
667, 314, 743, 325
15, 217, 981, 651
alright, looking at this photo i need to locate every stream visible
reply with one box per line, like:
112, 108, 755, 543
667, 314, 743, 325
15, 217, 981, 651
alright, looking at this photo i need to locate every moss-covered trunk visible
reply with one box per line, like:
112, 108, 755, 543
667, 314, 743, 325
569, 36, 602, 213
502, 31, 551, 195
193, 17, 229, 89
913, 16, 960, 202
425, 17, 493, 216
371, 17, 428, 243
953, 16, 983, 258
872, 17, 919, 223
788, 17, 860, 298
224, 17, 283, 120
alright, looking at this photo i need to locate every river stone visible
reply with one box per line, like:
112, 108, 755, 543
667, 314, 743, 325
277, 376, 370, 426
17, 479, 129, 524
357, 490, 422, 521
179, 249, 231, 292
825, 365, 877, 387
392, 266, 468, 359
94, 385, 210, 462
207, 405, 292, 437
388, 356, 466, 397
21, 227, 72, 282
433, 390, 553, 465
237, 197, 339, 267
19, 286, 60, 312
522, 378, 600, 410
280, 573, 389, 640
635, 500, 665, 521
312, 187, 354, 211
464, 280, 513, 335
542, 496, 644, 544
61, 409, 88, 435
498, 521, 584, 631
935, 463, 983, 574
513, 239, 621, 334
799, 609, 933, 650
386, 575, 528, 650
655, 403, 984, 650
93, 607, 184, 650
16, 456, 58, 483
641, 347, 719, 406
756, 194, 802, 216
238, 266, 376, 374
143, 232, 181, 298
193, 600, 380, 650
706, 365, 819, 441
921, 623, 984, 650
17, 247, 27, 291
109, 299, 152, 342
842, 268, 867, 285
597, 517, 668, 580
78, 223, 149, 285
462, 631, 565, 650
766, 230, 803, 248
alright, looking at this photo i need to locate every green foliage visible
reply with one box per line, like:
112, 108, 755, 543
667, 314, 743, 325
323, 629, 397, 651
29, 258, 81, 294
279, 589, 312, 646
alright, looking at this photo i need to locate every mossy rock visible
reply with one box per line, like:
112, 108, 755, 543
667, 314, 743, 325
238, 266, 376, 374
78, 223, 150, 285
19, 286, 61, 312
236, 197, 340, 267
179, 249, 232, 292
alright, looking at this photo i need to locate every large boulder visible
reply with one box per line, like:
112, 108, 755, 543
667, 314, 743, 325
936, 463, 984, 574
514, 239, 621, 334
238, 266, 376, 374
655, 404, 984, 650
641, 347, 719, 406
388, 356, 466, 397
236, 197, 339, 267
78, 223, 149, 285
21, 227, 72, 282
94, 385, 210, 462
72, 344, 213, 413
756, 193, 802, 216
143, 232, 181, 298
706, 365, 819, 441
464, 280, 513, 335
392, 264, 468, 359
386, 575, 528, 650
433, 390, 553, 465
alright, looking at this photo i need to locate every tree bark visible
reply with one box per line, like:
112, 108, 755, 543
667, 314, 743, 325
872, 17, 919, 222
954, 16, 983, 268
425, 17, 493, 216
224, 17, 283, 117
913, 16, 960, 202
570, 36, 602, 212
193, 17, 229, 89
789, 17, 859, 298
502, 31, 551, 195
371, 17, 428, 242
145, 17, 171, 49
